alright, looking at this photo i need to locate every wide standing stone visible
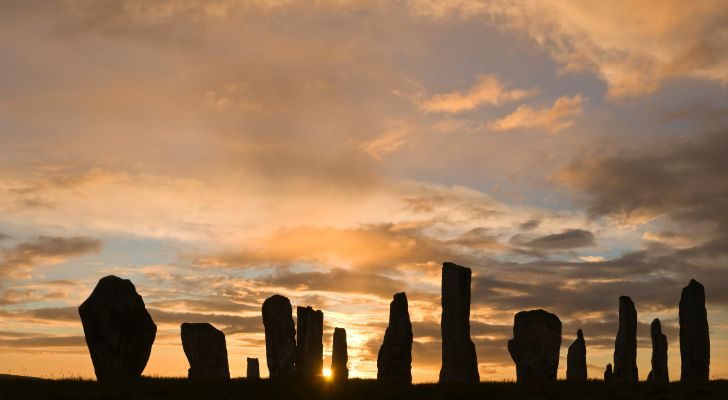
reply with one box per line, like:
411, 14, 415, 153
566, 329, 587, 382
181, 323, 230, 380
604, 364, 613, 381
247, 358, 260, 380
507, 309, 562, 382
680, 279, 710, 381
331, 327, 348, 381
295, 306, 324, 376
613, 296, 638, 382
648, 319, 668, 383
78, 275, 157, 381
262, 295, 296, 378
439, 262, 479, 383
377, 292, 413, 385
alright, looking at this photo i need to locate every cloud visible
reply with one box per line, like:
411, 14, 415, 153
419, 75, 536, 114
511, 229, 596, 250
0, 236, 101, 278
359, 121, 410, 160
488, 95, 584, 133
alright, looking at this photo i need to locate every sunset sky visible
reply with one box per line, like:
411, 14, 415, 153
1, 0, 727, 382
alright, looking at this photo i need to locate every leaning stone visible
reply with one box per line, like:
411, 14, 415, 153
507, 309, 561, 382
377, 292, 413, 385
78, 275, 157, 381
613, 296, 638, 382
247, 358, 260, 380
439, 262, 479, 383
262, 295, 296, 378
648, 319, 669, 383
566, 329, 587, 381
331, 327, 348, 381
295, 306, 324, 376
181, 323, 230, 380
680, 279, 710, 381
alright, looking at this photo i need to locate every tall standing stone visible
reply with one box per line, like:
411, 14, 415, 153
247, 358, 260, 380
331, 327, 348, 381
262, 295, 296, 378
604, 364, 613, 381
377, 292, 413, 385
507, 309, 561, 382
648, 319, 668, 383
439, 262, 479, 383
613, 296, 638, 382
680, 279, 710, 381
78, 275, 157, 381
566, 329, 587, 381
181, 323, 230, 380
295, 306, 324, 376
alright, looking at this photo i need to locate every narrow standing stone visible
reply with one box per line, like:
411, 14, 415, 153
247, 358, 260, 380
648, 318, 668, 383
262, 295, 296, 378
377, 292, 413, 385
566, 329, 587, 381
439, 262, 479, 383
507, 309, 562, 382
78, 275, 157, 381
604, 364, 613, 381
331, 327, 348, 381
181, 323, 230, 380
295, 306, 324, 376
613, 296, 638, 382
680, 279, 710, 381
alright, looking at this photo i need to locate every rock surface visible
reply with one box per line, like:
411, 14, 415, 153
181, 323, 230, 380
680, 279, 710, 381
604, 364, 613, 381
377, 292, 413, 385
507, 309, 562, 382
648, 319, 669, 383
331, 327, 348, 381
262, 295, 296, 378
247, 358, 260, 380
566, 329, 587, 382
613, 296, 638, 382
295, 306, 324, 376
78, 275, 157, 381
439, 262, 479, 383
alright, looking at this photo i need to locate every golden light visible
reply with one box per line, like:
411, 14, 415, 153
322, 368, 332, 379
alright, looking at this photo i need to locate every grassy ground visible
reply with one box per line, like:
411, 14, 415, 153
0, 377, 726, 400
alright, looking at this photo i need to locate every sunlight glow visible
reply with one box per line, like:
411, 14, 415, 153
322, 368, 332, 379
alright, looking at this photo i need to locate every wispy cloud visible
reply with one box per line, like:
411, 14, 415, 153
359, 121, 410, 160
420, 75, 536, 113
488, 95, 584, 133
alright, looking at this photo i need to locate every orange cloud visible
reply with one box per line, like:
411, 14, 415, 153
488, 95, 584, 133
420, 75, 536, 113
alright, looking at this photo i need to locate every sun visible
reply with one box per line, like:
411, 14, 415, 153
322, 368, 332, 379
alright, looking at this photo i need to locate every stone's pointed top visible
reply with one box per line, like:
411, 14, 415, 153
689, 278, 702, 287
651, 318, 662, 332
393, 292, 407, 301
577, 329, 584, 339
619, 295, 634, 305
443, 261, 471, 273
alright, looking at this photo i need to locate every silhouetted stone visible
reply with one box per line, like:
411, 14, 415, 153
604, 364, 613, 381
648, 319, 668, 383
78, 275, 156, 381
295, 306, 324, 376
507, 309, 561, 382
377, 292, 413, 385
680, 279, 710, 381
567, 329, 587, 382
439, 262, 479, 383
613, 296, 638, 382
262, 295, 296, 378
331, 327, 348, 381
247, 358, 260, 380
181, 323, 230, 380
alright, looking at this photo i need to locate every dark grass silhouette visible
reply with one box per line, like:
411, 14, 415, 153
0, 377, 727, 400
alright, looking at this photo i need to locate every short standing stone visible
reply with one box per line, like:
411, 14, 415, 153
262, 295, 296, 378
377, 292, 413, 385
247, 358, 260, 380
648, 319, 669, 383
439, 262, 479, 383
181, 323, 230, 380
680, 279, 710, 381
566, 329, 587, 381
295, 306, 324, 376
507, 309, 561, 382
613, 296, 638, 382
78, 275, 157, 381
331, 327, 348, 381
604, 364, 613, 381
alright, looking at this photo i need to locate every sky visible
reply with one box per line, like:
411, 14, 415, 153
0, 0, 727, 382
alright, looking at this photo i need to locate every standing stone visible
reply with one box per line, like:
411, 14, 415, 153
295, 306, 324, 376
181, 323, 230, 380
377, 292, 413, 385
439, 262, 479, 383
78, 275, 157, 381
331, 327, 348, 381
566, 329, 587, 382
247, 358, 260, 380
507, 309, 561, 382
680, 279, 710, 381
648, 318, 668, 383
262, 295, 296, 378
613, 296, 638, 382
604, 364, 613, 381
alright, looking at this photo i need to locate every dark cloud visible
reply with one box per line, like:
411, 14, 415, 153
0, 236, 102, 277
258, 267, 407, 299
0, 335, 86, 348
519, 219, 540, 231
511, 229, 596, 250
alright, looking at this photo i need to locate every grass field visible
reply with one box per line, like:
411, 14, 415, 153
1, 377, 727, 400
